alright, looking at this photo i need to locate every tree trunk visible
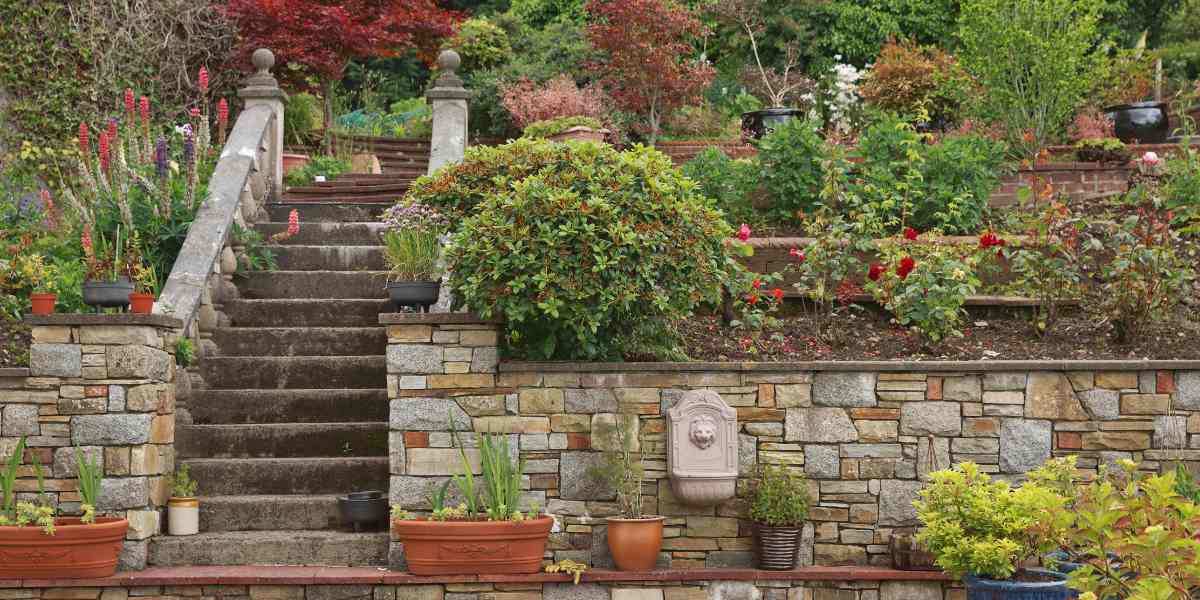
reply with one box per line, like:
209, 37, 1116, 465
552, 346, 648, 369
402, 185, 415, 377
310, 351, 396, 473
322, 79, 335, 156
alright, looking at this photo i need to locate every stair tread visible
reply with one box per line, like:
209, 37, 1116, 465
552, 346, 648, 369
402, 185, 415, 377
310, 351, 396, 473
148, 530, 389, 566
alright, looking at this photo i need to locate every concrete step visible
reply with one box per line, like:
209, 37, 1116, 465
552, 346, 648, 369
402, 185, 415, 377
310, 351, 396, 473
285, 180, 415, 194
211, 327, 386, 356
190, 389, 389, 424
199, 356, 385, 390
237, 271, 390, 299
268, 203, 388, 223
222, 299, 389, 327
149, 530, 389, 566
256, 222, 385, 245
199, 494, 348, 532
184, 457, 389, 495
270, 245, 386, 271
178, 423, 388, 458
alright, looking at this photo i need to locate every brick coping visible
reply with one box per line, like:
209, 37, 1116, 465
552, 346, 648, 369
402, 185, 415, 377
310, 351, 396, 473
379, 313, 498, 325
0, 566, 950, 588
501, 360, 1200, 373
24, 314, 182, 328
0, 368, 30, 377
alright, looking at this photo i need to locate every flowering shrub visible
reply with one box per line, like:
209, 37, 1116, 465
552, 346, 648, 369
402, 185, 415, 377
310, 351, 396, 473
916, 461, 1072, 580
808, 61, 864, 135
1004, 200, 1085, 337
500, 75, 608, 129
441, 140, 732, 360
380, 202, 448, 282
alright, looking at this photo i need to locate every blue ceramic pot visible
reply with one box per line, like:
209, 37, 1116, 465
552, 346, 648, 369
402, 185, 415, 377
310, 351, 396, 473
963, 568, 1076, 600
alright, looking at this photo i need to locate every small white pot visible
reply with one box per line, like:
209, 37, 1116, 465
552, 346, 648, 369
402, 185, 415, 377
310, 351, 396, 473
168, 497, 200, 536
314, 175, 326, 183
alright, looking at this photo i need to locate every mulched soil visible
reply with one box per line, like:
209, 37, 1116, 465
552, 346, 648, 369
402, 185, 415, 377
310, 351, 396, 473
0, 317, 31, 368
677, 303, 1200, 362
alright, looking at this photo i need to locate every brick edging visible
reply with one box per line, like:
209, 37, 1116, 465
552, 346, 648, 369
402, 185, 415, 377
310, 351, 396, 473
2, 566, 951, 588
500, 360, 1200, 373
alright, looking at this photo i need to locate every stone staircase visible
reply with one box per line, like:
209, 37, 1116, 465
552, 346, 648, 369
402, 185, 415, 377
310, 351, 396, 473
149, 160, 413, 565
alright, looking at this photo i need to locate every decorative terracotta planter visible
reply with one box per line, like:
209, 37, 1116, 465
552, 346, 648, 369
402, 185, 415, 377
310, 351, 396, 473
606, 516, 664, 570
128, 292, 155, 315
548, 127, 609, 143
168, 497, 199, 536
29, 293, 57, 315
391, 515, 554, 575
0, 517, 128, 578
282, 153, 310, 175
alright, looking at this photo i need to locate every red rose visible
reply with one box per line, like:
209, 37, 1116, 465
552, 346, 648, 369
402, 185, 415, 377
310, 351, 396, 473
867, 263, 884, 281
737, 224, 751, 241
790, 248, 806, 262
979, 231, 1006, 249
752, 278, 762, 290
747, 294, 759, 305
772, 288, 784, 301
903, 227, 918, 241
896, 256, 916, 280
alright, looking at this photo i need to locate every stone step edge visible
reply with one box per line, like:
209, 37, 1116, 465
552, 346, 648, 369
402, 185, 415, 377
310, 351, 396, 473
9, 565, 950, 587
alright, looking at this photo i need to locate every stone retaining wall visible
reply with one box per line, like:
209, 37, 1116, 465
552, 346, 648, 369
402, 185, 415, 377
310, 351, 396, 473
384, 315, 1200, 571
0, 315, 181, 569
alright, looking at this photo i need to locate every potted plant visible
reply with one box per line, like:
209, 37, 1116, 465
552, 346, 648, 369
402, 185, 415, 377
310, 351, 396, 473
1074, 138, 1130, 163
380, 202, 448, 312
18, 255, 58, 316
1100, 55, 1168, 144
391, 427, 553, 575
594, 413, 664, 571
128, 242, 157, 315
748, 464, 809, 570
0, 438, 129, 578
81, 225, 134, 311
168, 463, 199, 536
915, 462, 1075, 599
522, 116, 609, 143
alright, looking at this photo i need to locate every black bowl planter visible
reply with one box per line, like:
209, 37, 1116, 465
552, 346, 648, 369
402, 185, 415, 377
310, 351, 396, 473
82, 277, 135, 312
741, 108, 806, 141
754, 523, 801, 570
386, 281, 440, 313
337, 490, 388, 532
1104, 101, 1169, 144
962, 568, 1074, 600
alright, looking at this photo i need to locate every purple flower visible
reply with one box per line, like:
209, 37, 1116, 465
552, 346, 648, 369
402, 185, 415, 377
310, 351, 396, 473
155, 138, 168, 178
183, 132, 195, 165
381, 202, 449, 233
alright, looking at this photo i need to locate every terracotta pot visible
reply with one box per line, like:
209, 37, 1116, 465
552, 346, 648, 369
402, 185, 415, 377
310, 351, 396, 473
128, 292, 155, 314
168, 497, 199, 536
0, 517, 128, 578
29, 293, 57, 315
392, 515, 553, 575
606, 516, 665, 570
282, 153, 310, 175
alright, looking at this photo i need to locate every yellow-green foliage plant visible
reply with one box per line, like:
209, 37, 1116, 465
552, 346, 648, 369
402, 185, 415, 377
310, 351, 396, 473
914, 461, 1073, 580
1067, 460, 1200, 600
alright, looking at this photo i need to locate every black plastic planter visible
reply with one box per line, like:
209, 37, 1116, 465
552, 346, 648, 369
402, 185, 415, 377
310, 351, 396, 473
741, 108, 806, 141
82, 277, 134, 312
386, 281, 440, 313
337, 490, 388, 532
1104, 102, 1169, 144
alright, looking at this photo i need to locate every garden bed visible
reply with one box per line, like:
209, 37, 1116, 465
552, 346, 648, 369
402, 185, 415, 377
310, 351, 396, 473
676, 308, 1200, 362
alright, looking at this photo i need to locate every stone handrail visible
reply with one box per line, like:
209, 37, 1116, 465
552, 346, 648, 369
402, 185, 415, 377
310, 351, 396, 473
154, 49, 284, 333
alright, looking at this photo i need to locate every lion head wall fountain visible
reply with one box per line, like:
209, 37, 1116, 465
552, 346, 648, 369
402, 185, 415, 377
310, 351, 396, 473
666, 389, 738, 506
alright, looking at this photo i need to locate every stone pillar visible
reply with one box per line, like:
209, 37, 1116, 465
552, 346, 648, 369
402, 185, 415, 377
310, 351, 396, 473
426, 50, 469, 176
237, 48, 286, 201
13, 315, 181, 570
382, 313, 501, 569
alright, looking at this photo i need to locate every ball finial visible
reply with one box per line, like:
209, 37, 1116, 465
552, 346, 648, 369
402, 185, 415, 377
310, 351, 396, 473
251, 48, 276, 73
437, 49, 461, 74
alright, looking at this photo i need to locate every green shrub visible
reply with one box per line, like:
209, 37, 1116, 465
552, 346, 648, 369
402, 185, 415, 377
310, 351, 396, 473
915, 461, 1073, 580
521, 116, 603, 139
437, 139, 732, 360
680, 147, 763, 230
958, 0, 1106, 156
748, 465, 809, 527
1074, 138, 1129, 163
757, 118, 829, 220
284, 156, 352, 187
450, 18, 513, 74
284, 93, 324, 147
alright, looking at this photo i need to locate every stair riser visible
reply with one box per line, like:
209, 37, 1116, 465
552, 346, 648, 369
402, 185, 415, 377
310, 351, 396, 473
178, 424, 389, 458
269, 204, 387, 223
212, 327, 386, 357
190, 390, 389, 424
149, 532, 388, 566
223, 300, 388, 327
199, 357, 386, 389
238, 271, 389, 299
270, 246, 386, 271
255, 222, 385, 245
199, 497, 343, 532
184, 458, 389, 495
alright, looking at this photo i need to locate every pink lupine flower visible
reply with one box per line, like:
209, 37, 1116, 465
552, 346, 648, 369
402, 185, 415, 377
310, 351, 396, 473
124, 89, 135, 114
737, 223, 751, 241
106, 118, 118, 143
287, 209, 300, 236
79, 122, 90, 155
140, 96, 150, 125
218, 98, 229, 127
190, 107, 201, 119
98, 131, 111, 173
198, 67, 209, 95
82, 224, 94, 258
40, 189, 58, 230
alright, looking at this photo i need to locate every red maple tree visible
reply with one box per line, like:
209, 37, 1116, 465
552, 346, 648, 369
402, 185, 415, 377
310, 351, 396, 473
585, 0, 713, 145
223, 0, 460, 129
